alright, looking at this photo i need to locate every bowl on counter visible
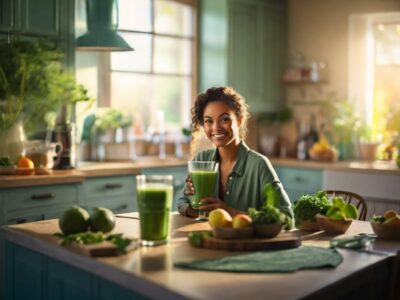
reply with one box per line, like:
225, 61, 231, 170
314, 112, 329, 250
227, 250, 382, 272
298, 219, 320, 232
316, 214, 352, 234
371, 222, 400, 240
253, 223, 283, 238
213, 226, 254, 240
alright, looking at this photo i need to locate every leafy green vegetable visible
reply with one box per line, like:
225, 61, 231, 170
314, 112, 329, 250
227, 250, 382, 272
248, 205, 292, 230
0, 157, 12, 166
263, 183, 279, 207
293, 191, 332, 226
55, 232, 133, 254
371, 215, 385, 224
325, 196, 358, 220
187, 231, 212, 248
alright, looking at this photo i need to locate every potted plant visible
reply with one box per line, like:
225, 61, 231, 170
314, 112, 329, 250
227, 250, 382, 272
0, 39, 91, 163
357, 123, 380, 161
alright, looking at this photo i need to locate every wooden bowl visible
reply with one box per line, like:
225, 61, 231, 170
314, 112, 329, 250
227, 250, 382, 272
316, 214, 352, 234
213, 226, 254, 240
371, 223, 400, 240
299, 220, 320, 232
253, 223, 283, 238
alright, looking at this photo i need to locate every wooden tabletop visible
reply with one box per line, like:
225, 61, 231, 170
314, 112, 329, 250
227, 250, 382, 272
1, 214, 399, 300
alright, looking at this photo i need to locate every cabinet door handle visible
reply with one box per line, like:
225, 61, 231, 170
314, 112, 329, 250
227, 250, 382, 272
31, 193, 55, 200
104, 183, 122, 189
294, 177, 303, 183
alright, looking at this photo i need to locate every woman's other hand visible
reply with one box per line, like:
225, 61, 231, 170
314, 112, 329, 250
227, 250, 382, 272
199, 197, 227, 212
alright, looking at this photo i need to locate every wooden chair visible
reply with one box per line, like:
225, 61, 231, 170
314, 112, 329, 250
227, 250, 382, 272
324, 190, 368, 221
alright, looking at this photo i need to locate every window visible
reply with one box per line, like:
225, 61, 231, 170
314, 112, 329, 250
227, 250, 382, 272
349, 13, 400, 140
75, 0, 197, 136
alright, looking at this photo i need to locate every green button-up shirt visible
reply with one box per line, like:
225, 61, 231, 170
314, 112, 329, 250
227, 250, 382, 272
178, 142, 293, 218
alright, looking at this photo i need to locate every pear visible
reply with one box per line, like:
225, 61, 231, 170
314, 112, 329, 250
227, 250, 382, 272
208, 209, 232, 229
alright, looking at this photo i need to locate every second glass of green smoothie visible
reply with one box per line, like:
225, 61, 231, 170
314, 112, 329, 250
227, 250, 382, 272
188, 161, 219, 222
136, 175, 173, 246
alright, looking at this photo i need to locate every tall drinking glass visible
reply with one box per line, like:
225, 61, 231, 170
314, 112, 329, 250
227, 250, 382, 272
188, 161, 219, 222
136, 175, 173, 246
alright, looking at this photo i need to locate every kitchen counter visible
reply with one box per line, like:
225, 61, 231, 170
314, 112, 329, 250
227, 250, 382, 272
1, 156, 399, 189
0, 156, 187, 188
1, 214, 399, 299
270, 158, 400, 175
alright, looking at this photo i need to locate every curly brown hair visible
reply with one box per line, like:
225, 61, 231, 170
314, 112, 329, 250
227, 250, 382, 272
191, 86, 250, 140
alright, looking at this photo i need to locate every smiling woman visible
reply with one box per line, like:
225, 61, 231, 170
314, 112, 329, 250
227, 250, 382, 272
177, 87, 294, 220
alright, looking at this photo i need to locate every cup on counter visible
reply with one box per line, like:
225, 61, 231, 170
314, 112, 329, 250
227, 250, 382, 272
24, 140, 63, 168
136, 175, 173, 246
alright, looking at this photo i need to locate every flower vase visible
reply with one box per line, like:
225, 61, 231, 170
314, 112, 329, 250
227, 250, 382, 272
0, 120, 26, 164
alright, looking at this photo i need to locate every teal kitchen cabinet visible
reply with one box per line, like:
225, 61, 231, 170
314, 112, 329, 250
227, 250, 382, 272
0, 0, 75, 67
79, 176, 137, 214
141, 166, 187, 212
0, 241, 147, 300
0, 0, 12, 31
4, 183, 79, 225
199, 0, 287, 113
275, 166, 323, 203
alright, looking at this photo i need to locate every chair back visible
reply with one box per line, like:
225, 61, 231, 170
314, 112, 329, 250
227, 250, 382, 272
324, 190, 368, 221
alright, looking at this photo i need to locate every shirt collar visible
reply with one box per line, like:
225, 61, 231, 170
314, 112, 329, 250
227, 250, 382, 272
211, 141, 250, 176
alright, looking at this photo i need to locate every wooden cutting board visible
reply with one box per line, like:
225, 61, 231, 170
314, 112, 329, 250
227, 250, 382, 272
63, 240, 138, 257
202, 232, 301, 251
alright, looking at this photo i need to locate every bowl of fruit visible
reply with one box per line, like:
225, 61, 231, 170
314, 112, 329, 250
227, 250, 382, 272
308, 137, 339, 162
208, 209, 254, 239
370, 210, 400, 240
316, 197, 358, 234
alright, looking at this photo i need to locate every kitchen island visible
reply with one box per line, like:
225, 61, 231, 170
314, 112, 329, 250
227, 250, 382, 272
1, 214, 399, 300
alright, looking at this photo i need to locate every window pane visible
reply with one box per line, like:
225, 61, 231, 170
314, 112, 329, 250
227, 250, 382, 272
111, 33, 151, 72
118, 0, 151, 32
154, 0, 193, 37
154, 36, 192, 74
110, 73, 191, 129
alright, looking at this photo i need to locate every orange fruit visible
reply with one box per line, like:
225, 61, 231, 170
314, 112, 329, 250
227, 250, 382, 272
16, 157, 35, 175
18, 157, 34, 169
383, 209, 398, 220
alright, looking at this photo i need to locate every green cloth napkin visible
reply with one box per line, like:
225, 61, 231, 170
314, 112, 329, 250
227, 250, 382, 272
175, 246, 342, 273
330, 234, 376, 250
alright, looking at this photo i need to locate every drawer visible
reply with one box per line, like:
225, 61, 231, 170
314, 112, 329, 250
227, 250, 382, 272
85, 195, 136, 214
7, 184, 78, 212
276, 167, 323, 193
83, 176, 136, 201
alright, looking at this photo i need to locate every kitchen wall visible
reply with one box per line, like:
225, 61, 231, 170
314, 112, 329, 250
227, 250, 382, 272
287, 0, 400, 114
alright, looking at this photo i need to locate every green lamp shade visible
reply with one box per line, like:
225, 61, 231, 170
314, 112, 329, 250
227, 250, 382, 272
76, 0, 133, 52
76, 30, 133, 52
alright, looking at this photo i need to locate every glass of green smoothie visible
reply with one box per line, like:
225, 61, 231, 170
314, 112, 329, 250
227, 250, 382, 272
188, 161, 219, 222
136, 175, 173, 246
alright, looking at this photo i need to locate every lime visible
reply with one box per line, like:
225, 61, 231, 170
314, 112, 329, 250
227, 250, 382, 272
59, 206, 90, 234
90, 207, 116, 233
342, 204, 358, 220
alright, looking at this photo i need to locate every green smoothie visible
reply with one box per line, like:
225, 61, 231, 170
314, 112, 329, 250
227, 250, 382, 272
190, 170, 218, 209
137, 184, 173, 242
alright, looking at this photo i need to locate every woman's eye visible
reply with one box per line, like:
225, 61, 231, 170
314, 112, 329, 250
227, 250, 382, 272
221, 117, 231, 123
204, 119, 212, 125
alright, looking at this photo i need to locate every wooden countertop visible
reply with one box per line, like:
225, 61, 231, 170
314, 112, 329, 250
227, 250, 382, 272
1, 156, 399, 189
270, 158, 400, 175
0, 156, 187, 188
0, 214, 399, 300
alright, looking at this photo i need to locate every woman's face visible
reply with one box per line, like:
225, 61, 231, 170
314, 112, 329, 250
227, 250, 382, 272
202, 101, 242, 148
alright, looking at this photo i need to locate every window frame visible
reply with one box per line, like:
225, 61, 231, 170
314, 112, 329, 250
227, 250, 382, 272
98, 0, 198, 119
